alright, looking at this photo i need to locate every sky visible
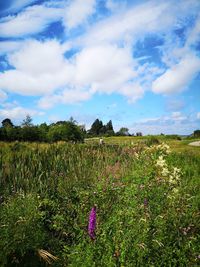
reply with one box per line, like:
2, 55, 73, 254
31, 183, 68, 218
0, 0, 200, 135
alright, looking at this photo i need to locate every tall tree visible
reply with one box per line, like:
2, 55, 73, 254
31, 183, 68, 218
22, 115, 33, 127
2, 118, 14, 128
106, 120, 114, 132
105, 120, 114, 136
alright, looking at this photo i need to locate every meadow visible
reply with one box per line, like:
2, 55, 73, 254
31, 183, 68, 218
0, 137, 200, 266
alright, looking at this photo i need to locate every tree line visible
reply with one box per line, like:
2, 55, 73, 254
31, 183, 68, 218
0, 116, 141, 142
2, 115, 197, 142
0, 116, 84, 142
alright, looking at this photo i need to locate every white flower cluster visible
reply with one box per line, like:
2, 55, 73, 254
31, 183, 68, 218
169, 167, 181, 185
156, 143, 171, 155
156, 155, 170, 177
155, 156, 181, 185
144, 142, 171, 156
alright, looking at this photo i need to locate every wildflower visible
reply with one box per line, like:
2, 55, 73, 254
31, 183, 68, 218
161, 167, 169, 176
88, 206, 97, 240
156, 155, 166, 168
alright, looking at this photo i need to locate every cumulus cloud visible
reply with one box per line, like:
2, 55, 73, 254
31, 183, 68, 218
0, 40, 74, 95
74, 44, 136, 92
152, 54, 200, 94
0, 39, 144, 107
0, 41, 23, 56
197, 112, 200, 120
63, 0, 96, 29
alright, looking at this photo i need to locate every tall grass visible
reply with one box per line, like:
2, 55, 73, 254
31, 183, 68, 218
0, 142, 199, 266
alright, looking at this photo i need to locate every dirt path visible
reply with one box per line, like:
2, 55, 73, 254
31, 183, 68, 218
189, 141, 200, 146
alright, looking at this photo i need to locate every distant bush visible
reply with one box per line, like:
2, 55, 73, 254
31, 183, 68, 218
145, 136, 160, 146
164, 134, 182, 140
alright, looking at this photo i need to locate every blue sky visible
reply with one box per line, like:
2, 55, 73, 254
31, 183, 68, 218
0, 0, 200, 134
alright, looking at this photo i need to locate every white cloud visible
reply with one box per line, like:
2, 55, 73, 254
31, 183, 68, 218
0, 105, 43, 121
0, 90, 7, 102
185, 15, 200, 47
171, 112, 187, 121
5, 0, 38, 13
197, 112, 200, 120
63, 0, 96, 29
0, 40, 74, 95
0, 4, 62, 37
78, 0, 199, 47
0, 41, 23, 55
74, 44, 136, 92
0, 0, 200, 109
38, 89, 91, 109
79, 1, 168, 46
105, 0, 125, 12
139, 112, 188, 125
129, 112, 197, 135
152, 54, 200, 94
0, 40, 143, 105
119, 83, 144, 103
8, 40, 68, 75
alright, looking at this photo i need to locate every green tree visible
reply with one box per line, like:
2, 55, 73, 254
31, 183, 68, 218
21, 115, 33, 127
2, 118, 14, 128
89, 119, 103, 136
193, 129, 200, 137
116, 127, 129, 136
105, 120, 115, 136
48, 121, 83, 142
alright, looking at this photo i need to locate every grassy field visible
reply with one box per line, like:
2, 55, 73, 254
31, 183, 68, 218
0, 138, 200, 266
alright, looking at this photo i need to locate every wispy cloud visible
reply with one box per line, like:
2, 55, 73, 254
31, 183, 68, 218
130, 112, 199, 135
62, 0, 96, 30
1, 0, 38, 14
0, 3, 62, 38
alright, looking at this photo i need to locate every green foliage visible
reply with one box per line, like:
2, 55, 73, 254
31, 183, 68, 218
116, 127, 129, 136
47, 121, 83, 142
0, 194, 46, 266
2, 118, 14, 128
145, 136, 160, 146
0, 118, 84, 143
88, 119, 115, 136
193, 129, 200, 137
21, 115, 33, 127
0, 142, 199, 266
164, 134, 182, 140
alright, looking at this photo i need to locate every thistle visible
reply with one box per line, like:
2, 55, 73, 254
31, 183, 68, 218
88, 206, 96, 240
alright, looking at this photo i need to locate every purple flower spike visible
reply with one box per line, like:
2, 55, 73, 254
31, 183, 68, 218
88, 206, 96, 240
144, 198, 148, 208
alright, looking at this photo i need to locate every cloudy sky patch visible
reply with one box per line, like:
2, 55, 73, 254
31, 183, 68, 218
0, 0, 200, 134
